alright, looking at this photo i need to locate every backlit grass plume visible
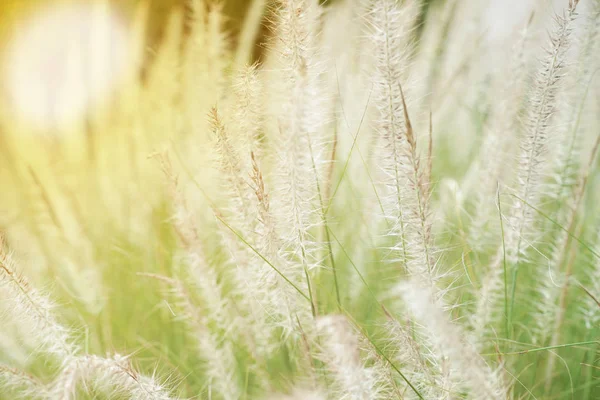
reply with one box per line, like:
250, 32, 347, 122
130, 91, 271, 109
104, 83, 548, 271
1, 0, 600, 398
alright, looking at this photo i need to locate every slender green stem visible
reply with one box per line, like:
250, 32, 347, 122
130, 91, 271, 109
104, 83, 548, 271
497, 184, 509, 342
329, 228, 382, 309
305, 136, 340, 311
344, 310, 425, 400
482, 340, 598, 357
215, 214, 311, 303
508, 194, 600, 260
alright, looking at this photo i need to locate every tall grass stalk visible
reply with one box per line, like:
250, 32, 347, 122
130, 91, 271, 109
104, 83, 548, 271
1, 0, 599, 398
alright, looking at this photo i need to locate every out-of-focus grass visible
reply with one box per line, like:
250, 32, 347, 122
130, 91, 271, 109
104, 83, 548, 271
0, 0, 598, 399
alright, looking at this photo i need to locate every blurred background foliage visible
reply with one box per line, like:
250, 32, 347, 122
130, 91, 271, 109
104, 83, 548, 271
0, 0, 435, 63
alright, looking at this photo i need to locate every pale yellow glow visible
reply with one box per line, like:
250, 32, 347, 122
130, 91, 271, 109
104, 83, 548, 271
3, 3, 131, 132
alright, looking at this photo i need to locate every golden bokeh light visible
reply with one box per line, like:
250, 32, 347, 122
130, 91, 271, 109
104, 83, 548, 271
2, 2, 132, 132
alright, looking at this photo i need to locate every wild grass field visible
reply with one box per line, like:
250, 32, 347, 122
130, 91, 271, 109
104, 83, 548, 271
0, 0, 600, 398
